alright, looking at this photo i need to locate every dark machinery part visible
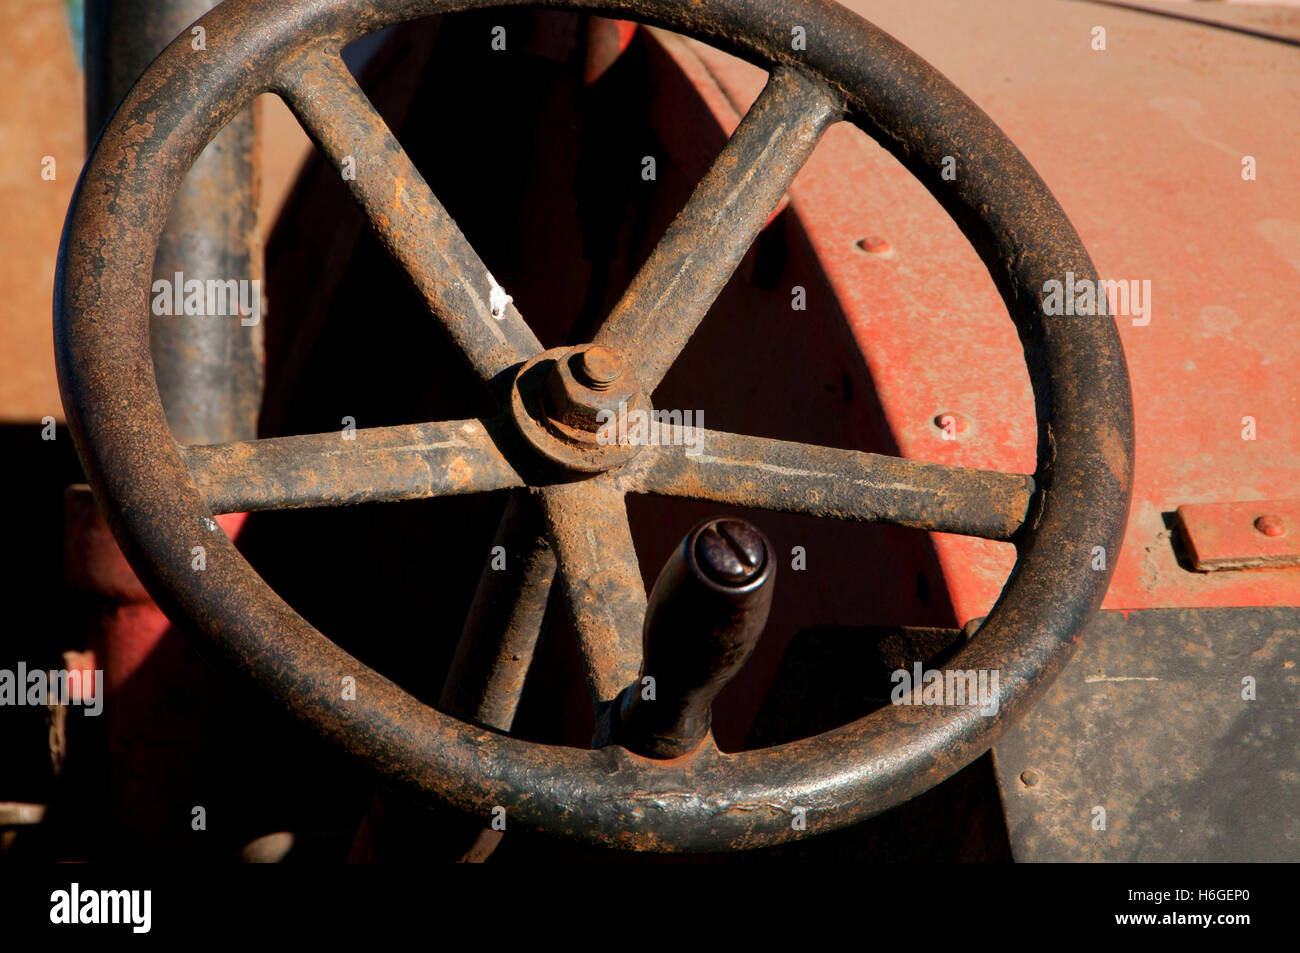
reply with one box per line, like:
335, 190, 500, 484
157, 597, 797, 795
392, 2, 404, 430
614, 519, 774, 759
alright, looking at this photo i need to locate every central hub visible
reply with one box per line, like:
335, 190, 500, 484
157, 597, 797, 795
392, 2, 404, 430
543, 345, 633, 441
510, 345, 651, 473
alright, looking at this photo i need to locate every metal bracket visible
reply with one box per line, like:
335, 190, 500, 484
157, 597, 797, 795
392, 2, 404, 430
1175, 500, 1300, 571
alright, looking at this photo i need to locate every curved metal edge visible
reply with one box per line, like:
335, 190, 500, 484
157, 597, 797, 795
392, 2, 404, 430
54, 0, 1134, 852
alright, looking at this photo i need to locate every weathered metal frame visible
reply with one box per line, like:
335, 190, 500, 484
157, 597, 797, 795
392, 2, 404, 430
55, 0, 1133, 851
85, 0, 262, 446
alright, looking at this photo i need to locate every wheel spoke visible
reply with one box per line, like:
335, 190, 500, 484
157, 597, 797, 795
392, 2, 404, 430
615, 428, 1035, 542
438, 492, 556, 731
182, 418, 523, 514
595, 67, 842, 392
539, 481, 645, 707
275, 48, 541, 385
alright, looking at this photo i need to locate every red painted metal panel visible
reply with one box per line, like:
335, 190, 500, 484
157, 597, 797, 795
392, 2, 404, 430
671, 0, 1300, 616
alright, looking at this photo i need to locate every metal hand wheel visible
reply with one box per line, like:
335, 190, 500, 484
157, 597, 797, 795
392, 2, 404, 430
55, 0, 1133, 851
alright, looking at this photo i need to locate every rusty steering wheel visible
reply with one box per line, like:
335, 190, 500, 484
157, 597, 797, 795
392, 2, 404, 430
55, 0, 1133, 851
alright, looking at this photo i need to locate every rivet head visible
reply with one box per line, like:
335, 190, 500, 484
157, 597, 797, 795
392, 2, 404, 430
695, 519, 766, 586
576, 345, 623, 389
1254, 514, 1286, 537
856, 236, 892, 254
1020, 769, 1041, 788
933, 412, 968, 434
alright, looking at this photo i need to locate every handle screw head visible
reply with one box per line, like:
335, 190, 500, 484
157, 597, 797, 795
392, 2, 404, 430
694, 519, 766, 586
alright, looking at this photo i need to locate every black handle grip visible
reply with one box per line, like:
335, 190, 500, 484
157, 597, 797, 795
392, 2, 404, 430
614, 518, 775, 758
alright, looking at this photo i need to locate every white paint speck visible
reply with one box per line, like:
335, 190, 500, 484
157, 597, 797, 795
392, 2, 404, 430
487, 271, 512, 319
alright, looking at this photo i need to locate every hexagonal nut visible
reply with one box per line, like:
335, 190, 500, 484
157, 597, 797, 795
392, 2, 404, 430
543, 348, 637, 435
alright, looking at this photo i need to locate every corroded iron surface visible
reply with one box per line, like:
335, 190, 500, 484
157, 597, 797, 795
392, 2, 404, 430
55, 0, 1132, 850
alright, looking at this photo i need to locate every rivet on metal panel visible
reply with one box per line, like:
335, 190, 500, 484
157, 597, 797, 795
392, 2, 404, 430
933, 412, 969, 436
1254, 514, 1286, 538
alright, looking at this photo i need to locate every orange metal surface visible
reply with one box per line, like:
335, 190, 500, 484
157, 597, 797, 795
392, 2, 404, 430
0, 0, 82, 424
676, 0, 1299, 616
